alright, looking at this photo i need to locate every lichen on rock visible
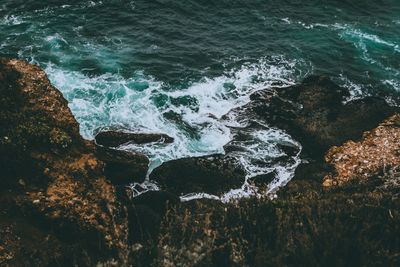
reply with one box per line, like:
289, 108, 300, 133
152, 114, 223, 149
0, 58, 130, 266
323, 114, 400, 187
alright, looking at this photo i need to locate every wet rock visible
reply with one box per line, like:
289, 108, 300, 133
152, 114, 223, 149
150, 154, 246, 195
95, 129, 174, 147
163, 110, 200, 139
96, 146, 149, 184
2, 59, 398, 267
151, 75, 397, 196
229, 76, 398, 157
293, 159, 331, 182
248, 172, 276, 187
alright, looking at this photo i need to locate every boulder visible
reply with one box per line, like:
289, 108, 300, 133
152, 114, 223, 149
150, 154, 246, 195
95, 146, 149, 184
95, 129, 174, 147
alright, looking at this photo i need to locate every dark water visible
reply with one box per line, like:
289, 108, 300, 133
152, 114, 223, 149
1, 0, 399, 198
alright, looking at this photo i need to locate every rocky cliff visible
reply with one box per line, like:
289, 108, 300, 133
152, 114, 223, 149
0, 59, 130, 266
1, 59, 399, 266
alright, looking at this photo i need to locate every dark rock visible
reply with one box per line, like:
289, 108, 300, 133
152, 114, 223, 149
154, 182, 400, 267
128, 204, 161, 242
230, 75, 398, 158
150, 154, 246, 195
95, 146, 149, 184
248, 172, 277, 187
127, 191, 180, 242
293, 159, 331, 182
95, 129, 174, 147
223, 144, 250, 153
3, 59, 399, 267
276, 141, 300, 157
132, 191, 180, 215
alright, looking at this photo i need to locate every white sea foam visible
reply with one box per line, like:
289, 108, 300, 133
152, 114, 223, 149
181, 128, 302, 203
336, 74, 366, 102
279, 18, 330, 30
383, 79, 400, 92
287, 20, 400, 56
338, 26, 400, 53
0, 14, 23, 25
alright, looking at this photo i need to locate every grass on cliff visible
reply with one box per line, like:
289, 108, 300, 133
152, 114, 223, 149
130, 182, 400, 267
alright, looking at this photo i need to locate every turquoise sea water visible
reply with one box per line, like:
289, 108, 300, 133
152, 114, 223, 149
1, 0, 399, 197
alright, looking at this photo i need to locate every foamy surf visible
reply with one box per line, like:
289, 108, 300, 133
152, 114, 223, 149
45, 56, 305, 201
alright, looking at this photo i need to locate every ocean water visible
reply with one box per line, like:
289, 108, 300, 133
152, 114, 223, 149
1, 0, 399, 199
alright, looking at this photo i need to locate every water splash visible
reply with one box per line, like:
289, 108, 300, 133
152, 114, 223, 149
45, 56, 305, 201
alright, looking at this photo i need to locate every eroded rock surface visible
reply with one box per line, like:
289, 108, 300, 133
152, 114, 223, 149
144, 114, 400, 267
1, 59, 399, 267
229, 75, 398, 157
323, 114, 400, 187
150, 154, 246, 195
96, 146, 149, 185
0, 59, 129, 266
150, 76, 398, 196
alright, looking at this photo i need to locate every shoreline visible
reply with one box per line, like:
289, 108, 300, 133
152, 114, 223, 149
1, 59, 399, 266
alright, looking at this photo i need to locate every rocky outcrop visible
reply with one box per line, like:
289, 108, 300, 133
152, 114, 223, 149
150, 76, 397, 196
128, 191, 180, 242
132, 77, 400, 266
142, 115, 400, 267
150, 154, 246, 195
1, 58, 399, 267
95, 129, 174, 147
323, 114, 400, 187
96, 146, 149, 185
0, 59, 130, 266
154, 186, 400, 267
228, 76, 397, 157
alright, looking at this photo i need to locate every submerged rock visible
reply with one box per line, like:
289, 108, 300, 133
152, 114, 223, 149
150, 154, 246, 195
95, 129, 174, 147
162, 110, 201, 139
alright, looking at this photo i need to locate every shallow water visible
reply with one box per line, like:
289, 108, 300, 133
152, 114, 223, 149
1, 0, 399, 198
